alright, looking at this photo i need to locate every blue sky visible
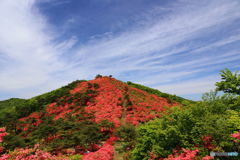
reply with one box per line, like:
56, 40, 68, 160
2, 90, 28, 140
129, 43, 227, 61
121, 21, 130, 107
0, 0, 240, 100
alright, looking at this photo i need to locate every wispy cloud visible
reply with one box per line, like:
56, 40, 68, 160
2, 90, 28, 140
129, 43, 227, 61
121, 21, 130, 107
0, 0, 240, 100
67, 0, 240, 96
156, 76, 219, 95
0, 0, 70, 94
36, 0, 71, 6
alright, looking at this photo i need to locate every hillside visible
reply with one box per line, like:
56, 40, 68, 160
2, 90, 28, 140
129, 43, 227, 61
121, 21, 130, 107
0, 98, 26, 116
0, 74, 239, 160
0, 77, 188, 127
0, 76, 183, 159
0, 98, 26, 109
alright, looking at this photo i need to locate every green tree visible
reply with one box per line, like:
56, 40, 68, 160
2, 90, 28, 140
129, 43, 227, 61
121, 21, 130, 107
216, 68, 240, 95
115, 124, 137, 154
3, 134, 26, 150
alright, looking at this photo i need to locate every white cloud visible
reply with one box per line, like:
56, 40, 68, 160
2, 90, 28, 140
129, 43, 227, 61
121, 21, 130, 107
155, 76, 219, 95
0, 0, 69, 93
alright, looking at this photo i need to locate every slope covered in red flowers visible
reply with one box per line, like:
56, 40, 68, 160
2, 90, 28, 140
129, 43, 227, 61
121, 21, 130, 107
18, 76, 177, 132
70, 76, 177, 127
7, 76, 178, 160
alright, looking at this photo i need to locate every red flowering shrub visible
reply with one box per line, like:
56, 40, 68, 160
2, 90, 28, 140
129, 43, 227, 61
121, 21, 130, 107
82, 136, 117, 160
164, 149, 199, 160
83, 77, 125, 127
18, 112, 43, 132
201, 136, 215, 150
46, 135, 60, 143
231, 131, 240, 143
202, 155, 214, 160
82, 143, 114, 160
0, 127, 8, 154
105, 136, 118, 145
46, 102, 75, 120
0, 144, 70, 160
231, 131, 240, 140
0, 147, 4, 154
126, 87, 177, 125
0, 128, 8, 143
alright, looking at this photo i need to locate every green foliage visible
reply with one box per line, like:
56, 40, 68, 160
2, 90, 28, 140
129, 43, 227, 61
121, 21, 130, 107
3, 134, 26, 150
93, 83, 100, 89
0, 98, 26, 110
47, 121, 103, 151
0, 111, 18, 133
87, 82, 93, 88
0, 98, 26, 127
129, 93, 240, 160
216, 68, 240, 95
69, 154, 82, 160
98, 120, 114, 129
23, 115, 106, 152
27, 116, 58, 143
72, 91, 93, 106
116, 124, 136, 142
126, 81, 192, 103
123, 94, 132, 106
226, 110, 240, 130
115, 124, 137, 153
202, 90, 240, 112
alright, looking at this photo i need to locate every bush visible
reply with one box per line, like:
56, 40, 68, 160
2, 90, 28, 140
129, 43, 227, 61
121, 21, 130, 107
115, 124, 136, 152
95, 74, 102, 79
93, 83, 100, 89
129, 94, 239, 159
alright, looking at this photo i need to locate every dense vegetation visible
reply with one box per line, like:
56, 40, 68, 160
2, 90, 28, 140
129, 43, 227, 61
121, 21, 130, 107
0, 80, 85, 127
129, 92, 240, 159
0, 98, 26, 110
0, 98, 27, 126
127, 69, 240, 160
126, 81, 192, 103
0, 69, 239, 160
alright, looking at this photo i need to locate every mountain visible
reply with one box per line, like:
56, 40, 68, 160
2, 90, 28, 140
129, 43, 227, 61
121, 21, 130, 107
0, 76, 189, 159
0, 76, 189, 125
1, 76, 187, 129
1, 71, 239, 160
